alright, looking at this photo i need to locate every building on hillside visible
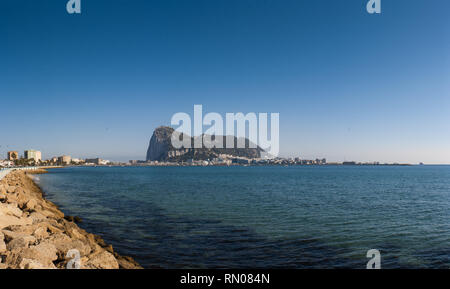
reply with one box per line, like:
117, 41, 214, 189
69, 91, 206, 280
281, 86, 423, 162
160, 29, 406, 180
24, 150, 42, 162
7, 151, 19, 161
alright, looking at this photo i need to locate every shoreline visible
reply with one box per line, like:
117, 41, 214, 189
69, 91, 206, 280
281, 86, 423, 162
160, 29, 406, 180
35, 163, 418, 169
0, 169, 142, 269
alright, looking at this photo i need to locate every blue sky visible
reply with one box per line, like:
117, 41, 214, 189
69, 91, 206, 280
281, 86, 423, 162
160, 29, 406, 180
1, 0, 449, 163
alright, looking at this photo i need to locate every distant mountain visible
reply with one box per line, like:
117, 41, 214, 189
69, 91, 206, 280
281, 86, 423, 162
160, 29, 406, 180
146, 126, 263, 162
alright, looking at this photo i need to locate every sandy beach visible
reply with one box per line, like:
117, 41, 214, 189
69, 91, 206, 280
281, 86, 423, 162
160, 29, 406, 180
0, 169, 142, 269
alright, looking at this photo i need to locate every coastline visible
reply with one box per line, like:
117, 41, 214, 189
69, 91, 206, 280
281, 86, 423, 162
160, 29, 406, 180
0, 169, 142, 269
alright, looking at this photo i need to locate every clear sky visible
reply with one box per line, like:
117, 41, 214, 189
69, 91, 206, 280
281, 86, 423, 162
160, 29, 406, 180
1, 0, 449, 163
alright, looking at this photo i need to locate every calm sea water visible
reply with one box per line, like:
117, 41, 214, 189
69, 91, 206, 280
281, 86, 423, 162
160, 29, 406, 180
35, 166, 450, 269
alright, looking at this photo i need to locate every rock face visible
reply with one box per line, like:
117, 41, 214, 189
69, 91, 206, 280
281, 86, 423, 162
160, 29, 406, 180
0, 170, 142, 269
146, 126, 264, 161
146, 126, 176, 161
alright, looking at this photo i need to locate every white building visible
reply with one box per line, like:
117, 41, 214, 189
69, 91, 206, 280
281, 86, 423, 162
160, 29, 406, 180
24, 150, 42, 162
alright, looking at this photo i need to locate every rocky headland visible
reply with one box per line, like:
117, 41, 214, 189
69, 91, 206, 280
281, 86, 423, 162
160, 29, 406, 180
0, 169, 142, 269
146, 126, 264, 162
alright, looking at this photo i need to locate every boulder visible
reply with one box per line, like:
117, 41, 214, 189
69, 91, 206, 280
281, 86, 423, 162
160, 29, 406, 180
2, 203, 23, 218
44, 233, 92, 256
0, 215, 32, 229
6, 186, 16, 194
39, 207, 64, 219
6, 245, 57, 269
19, 259, 48, 269
4, 192, 27, 207
29, 212, 47, 223
30, 243, 58, 263
0, 185, 6, 198
115, 254, 143, 269
64, 215, 83, 223
33, 226, 49, 240
63, 222, 87, 241
83, 251, 119, 269
6, 235, 36, 251
25, 199, 38, 211
13, 187, 25, 195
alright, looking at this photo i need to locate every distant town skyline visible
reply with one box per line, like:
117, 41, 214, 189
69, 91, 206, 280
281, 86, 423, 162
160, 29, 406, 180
1, 1, 449, 164
0, 145, 445, 165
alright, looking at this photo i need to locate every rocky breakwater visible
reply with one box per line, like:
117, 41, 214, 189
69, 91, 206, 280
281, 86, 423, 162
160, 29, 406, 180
0, 170, 142, 269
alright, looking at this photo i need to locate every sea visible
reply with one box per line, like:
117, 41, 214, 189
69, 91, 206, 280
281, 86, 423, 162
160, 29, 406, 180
35, 165, 450, 269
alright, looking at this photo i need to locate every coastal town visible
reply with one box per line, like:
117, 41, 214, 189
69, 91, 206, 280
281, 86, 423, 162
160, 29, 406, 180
0, 149, 412, 169
0, 150, 111, 168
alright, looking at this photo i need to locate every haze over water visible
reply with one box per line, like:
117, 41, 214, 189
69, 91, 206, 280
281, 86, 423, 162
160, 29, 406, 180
36, 166, 450, 268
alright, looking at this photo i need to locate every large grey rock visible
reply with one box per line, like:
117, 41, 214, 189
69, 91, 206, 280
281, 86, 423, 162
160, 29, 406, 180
146, 126, 175, 161
146, 126, 264, 161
